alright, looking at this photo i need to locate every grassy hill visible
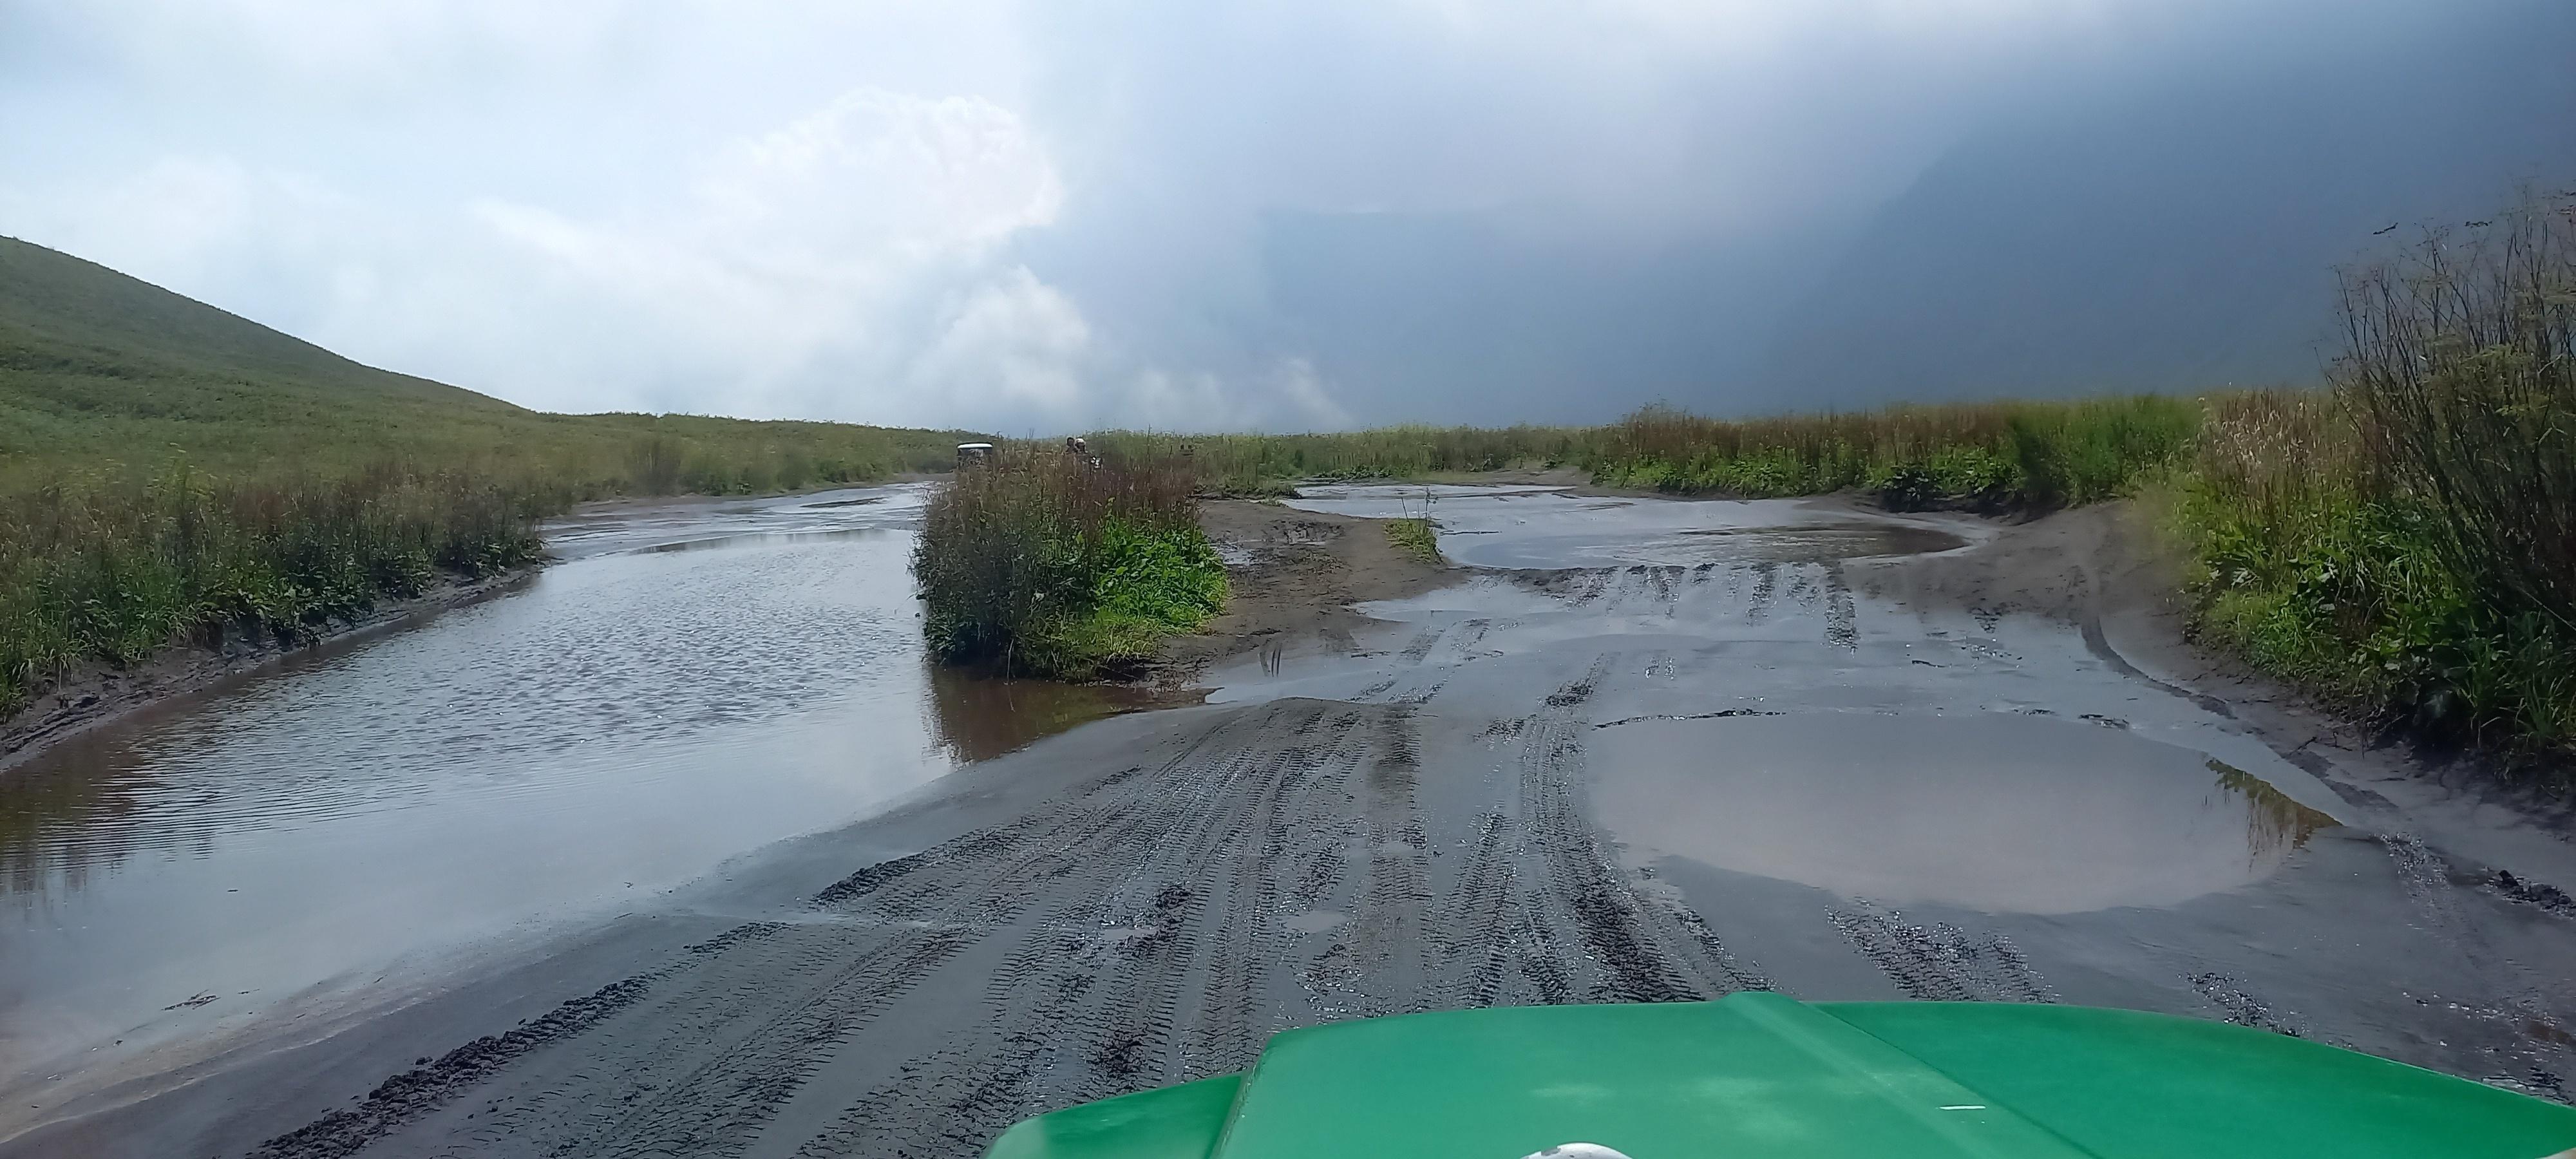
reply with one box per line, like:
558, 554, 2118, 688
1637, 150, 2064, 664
0, 236, 976, 494
0, 236, 983, 718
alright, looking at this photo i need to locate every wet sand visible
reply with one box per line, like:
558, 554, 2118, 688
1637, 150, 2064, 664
6, 486, 2573, 1158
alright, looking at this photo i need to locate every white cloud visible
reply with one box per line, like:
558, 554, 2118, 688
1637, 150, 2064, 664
439, 86, 1072, 413
1119, 359, 1352, 433
911, 268, 1094, 417
0, 58, 1377, 433
7, 86, 1130, 430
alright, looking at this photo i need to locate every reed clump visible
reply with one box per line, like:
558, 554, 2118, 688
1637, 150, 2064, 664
913, 448, 1226, 678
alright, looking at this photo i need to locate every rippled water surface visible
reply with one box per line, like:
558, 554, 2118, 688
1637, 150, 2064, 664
0, 484, 1135, 1080
1283, 484, 1977, 569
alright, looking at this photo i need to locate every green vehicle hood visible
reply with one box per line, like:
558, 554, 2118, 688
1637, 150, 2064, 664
988, 992, 2576, 1159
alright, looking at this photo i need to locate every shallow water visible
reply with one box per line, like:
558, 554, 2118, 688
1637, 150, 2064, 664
1590, 713, 2335, 914
0, 484, 1140, 1082
1283, 485, 1976, 569
1211, 491, 2348, 919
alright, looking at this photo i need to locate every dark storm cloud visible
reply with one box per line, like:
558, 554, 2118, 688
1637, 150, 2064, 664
2, 0, 2555, 430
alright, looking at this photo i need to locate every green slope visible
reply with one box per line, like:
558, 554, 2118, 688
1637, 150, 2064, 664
0, 236, 982, 715
0, 234, 974, 491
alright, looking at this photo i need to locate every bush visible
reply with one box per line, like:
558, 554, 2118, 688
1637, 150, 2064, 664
913, 449, 1226, 678
1385, 517, 1442, 561
2174, 191, 2576, 770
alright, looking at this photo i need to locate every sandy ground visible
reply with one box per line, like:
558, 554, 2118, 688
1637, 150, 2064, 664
1142, 499, 1455, 681
7, 492, 2572, 1159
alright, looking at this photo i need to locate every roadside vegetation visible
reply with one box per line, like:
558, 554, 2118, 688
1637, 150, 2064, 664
1385, 517, 1442, 563
0, 465, 542, 713
0, 236, 975, 719
913, 448, 1227, 679
1084, 397, 2199, 511
1084, 427, 1593, 495
2174, 193, 2575, 768
18, 190, 2569, 772
1588, 395, 2198, 509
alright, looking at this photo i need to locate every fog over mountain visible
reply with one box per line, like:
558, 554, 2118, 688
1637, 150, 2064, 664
3, 1, 2568, 431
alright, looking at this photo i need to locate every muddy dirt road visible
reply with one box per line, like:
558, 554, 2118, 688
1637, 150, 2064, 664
8, 485, 2574, 1158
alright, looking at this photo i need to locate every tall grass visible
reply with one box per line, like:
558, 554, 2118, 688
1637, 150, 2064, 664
1589, 395, 2199, 508
0, 462, 544, 715
913, 448, 1226, 678
1088, 397, 2197, 509
2177, 192, 2576, 767
1085, 426, 1596, 495
0, 418, 980, 721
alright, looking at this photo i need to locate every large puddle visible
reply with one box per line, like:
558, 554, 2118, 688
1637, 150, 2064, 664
1218, 484, 2345, 919
0, 484, 1144, 1085
1284, 484, 1975, 569
1590, 713, 2338, 914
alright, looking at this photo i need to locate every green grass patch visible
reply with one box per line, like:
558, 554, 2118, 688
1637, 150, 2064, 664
1385, 517, 1442, 563
913, 450, 1227, 679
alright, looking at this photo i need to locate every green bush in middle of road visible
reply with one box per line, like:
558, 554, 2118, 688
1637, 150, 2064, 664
913, 449, 1227, 679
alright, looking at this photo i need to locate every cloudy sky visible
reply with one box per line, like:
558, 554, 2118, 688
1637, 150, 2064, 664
0, 1, 2513, 432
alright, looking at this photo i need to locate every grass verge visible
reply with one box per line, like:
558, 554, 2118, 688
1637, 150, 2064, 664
2170, 193, 2575, 773
913, 449, 1227, 679
1587, 395, 2198, 509
0, 464, 547, 717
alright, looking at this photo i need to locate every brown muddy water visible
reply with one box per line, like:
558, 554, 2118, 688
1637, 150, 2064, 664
0, 484, 1149, 1095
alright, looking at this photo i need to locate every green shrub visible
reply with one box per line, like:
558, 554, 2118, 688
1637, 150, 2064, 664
914, 449, 1227, 679
2173, 193, 2576, 771
1385, 517, 1442, 561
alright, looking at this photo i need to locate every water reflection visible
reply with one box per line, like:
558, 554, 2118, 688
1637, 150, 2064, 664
925, 664, 1186, 762
2211, 758, 2336, 863
1284, 485, 1976, 569
1591, 712, 2345, 914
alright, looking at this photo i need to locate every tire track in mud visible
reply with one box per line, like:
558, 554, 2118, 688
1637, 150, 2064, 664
1828, 905, 2056, 1003
1486, 655, 1769, 1008
782, 702, 1389, 1156
256, 711, 1287, 1159
2190, 972, 2306, 1037
2376, 833, 2576, 1098
1336, 709, 1435, 1020
1745, 562, 1779, 624
1822, 564, 1859, 650
253, 649, 1768, 1158
431, 762, 1222, 1157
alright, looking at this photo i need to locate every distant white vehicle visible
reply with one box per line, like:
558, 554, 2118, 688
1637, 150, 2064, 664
956, 442, 995, 466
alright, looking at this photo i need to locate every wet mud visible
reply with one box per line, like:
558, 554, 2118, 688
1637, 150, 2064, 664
8, 486, 2574, 1158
